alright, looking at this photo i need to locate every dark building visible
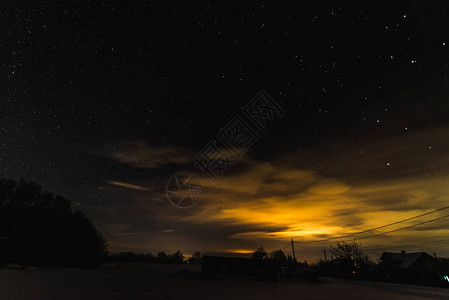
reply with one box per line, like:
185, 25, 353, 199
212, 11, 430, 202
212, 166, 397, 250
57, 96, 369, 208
380, 251, 449, 286
201, 256, 278, 282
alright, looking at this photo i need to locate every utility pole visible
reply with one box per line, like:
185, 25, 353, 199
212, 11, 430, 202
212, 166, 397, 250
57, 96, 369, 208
291, 239, 296, 262
323, 250, 327, 262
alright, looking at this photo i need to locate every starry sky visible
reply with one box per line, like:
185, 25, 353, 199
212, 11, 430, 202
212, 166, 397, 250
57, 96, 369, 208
3, 1, 449, 261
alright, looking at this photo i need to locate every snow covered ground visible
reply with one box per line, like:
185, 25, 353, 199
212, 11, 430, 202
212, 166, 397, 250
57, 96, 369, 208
1, 263, 448, 299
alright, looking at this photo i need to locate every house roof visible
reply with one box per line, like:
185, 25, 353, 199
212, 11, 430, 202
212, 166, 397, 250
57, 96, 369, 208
381, 252, 428, 268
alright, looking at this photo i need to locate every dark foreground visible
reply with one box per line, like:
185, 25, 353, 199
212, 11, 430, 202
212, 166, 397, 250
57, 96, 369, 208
1, 263, 448, 299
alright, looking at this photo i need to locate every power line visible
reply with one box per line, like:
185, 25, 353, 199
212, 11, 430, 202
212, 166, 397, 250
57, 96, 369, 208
294, 205, 449, 244
279, 216, 449, 260
354, 214, 449, 241
283, 249, 322, 256
281, 242, 291, 250
303, 213, 449, 246
364, 237, 449, 252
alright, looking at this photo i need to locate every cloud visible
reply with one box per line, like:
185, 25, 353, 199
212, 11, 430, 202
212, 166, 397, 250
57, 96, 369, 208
97, 141, 193, 168
89, 125, 449, 259
167, 125, 449, 253
108, 181, 152, 191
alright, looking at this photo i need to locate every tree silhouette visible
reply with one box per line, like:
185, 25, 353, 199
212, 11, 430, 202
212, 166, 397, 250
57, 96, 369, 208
270, 249, 287, 264
191, 251, 202, 264
157, 251, 168, 263
0, 178, 107, 268
330, 240, 371, 270
170, 250, 184, 264
251, 247, 268, 260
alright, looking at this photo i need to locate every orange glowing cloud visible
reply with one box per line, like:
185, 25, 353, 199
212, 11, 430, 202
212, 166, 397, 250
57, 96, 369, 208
173, 149, 449, 252
94, 125, 449, 258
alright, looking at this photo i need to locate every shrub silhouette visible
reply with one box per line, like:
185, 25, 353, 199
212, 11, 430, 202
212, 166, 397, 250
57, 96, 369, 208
0, 178, 107, 268
106, 252, 156, 263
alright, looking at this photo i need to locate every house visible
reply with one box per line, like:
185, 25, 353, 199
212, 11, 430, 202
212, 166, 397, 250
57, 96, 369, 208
380, 251, 448, 286
201, 255, 278, 282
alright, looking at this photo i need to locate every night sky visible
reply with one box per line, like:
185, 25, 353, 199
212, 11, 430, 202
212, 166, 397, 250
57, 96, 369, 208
3, 1, 449, 260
